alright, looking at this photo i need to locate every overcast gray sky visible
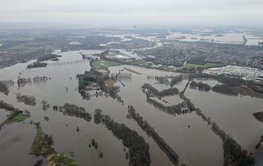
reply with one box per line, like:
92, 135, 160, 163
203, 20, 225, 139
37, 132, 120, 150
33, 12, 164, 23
0, 0, 262, 27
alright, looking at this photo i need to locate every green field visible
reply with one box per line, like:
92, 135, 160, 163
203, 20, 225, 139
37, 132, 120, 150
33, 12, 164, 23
31, 124, 56, 156
8, 113, 29, 123
49, 154, 76, 166
31, 124, 76, 166
93, 60, 120, 69
184, 62, 226, 69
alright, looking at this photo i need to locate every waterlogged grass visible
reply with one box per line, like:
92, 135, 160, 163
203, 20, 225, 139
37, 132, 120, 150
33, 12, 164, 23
31, 124, 76, 166
49, 154, 76, 166
31, 124, 55, 156
8, 113, 28, 123
93, 60, 120, 69
184, 62, 226, 69
0, 112, 29, 127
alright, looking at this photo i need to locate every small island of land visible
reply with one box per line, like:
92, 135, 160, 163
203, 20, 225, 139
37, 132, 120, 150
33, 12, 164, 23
31, 122, 76, 166
253, 112, 263, 123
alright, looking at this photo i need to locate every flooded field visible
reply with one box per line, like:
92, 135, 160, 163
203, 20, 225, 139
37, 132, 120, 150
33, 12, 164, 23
0, 50, 262, 166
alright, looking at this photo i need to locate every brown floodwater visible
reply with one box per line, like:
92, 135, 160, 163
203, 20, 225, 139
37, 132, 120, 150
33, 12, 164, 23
0, 50, 262, 166
0, 122, 47, 165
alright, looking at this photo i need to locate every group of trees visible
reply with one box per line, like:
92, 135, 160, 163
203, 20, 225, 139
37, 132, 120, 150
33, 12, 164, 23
191, 73, 263, 98
108, 86, 123, 104
16, 93, 37, 106
155, 76, 169, 85
170, 75, 183, 87
223, 137, 255, 166
142, 83, 179, 98
141, 83, 192, 116
0, 81, 9, 95
41, 100, 50, 111
32, 76, 49, 83
17, 76, 49, 87
255, 134, 263, 150
17, 78, 32, 87
91, 138, 98, 149
253, 112, 263, 123
37, 54, 60, 62
93, 110, 151, 166
62, 103, 92, 122
212, 84, 238, 96
27, 62, 47, 69
90, 138, 104, 158
128, 106, 179, 165
179, 88, 255, 166
0, 100, 25, 113
146, 97, 189, 116
189, 81, 211, 91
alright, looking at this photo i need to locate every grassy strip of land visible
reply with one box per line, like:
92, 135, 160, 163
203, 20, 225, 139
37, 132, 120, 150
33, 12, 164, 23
48, 154, 76, 166
0, 101, 29, 127
123, 67, 142, 75
31, 123, 76, 166
0, 110, 29, 128
8, 113, 29, 123
31, 123, 55, 156
93, 60, 120, 69
184, 62, 225, 69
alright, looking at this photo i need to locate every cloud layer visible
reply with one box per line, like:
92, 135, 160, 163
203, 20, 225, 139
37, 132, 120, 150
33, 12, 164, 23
0, 0, 262, 27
